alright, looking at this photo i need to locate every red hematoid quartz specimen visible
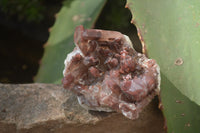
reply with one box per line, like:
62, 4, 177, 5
62, 25, 160, 120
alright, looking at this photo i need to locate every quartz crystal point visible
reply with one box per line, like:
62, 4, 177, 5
62, 25, 160, 120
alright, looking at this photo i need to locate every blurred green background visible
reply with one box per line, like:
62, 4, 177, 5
0, 0, 141, 83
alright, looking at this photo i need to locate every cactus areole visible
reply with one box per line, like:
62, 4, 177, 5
62, 25, 160, 120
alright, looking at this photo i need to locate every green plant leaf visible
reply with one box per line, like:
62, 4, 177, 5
126, 0, 200, 106
35, 0, 106, 83
126, 0, 200, 132
161, 74, 200, 133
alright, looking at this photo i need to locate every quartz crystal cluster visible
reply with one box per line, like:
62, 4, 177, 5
62, 25, 160, 120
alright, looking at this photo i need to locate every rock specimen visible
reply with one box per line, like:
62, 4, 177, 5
62, 25, 160, 120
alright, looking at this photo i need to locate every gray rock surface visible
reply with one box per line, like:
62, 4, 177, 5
0, 83, 165, 133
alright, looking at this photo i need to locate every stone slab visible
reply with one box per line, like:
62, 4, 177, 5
0, 83, 165, 133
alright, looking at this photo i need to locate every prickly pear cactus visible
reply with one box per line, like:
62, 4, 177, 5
35, 0, 106, 83
126, 0, 200, 132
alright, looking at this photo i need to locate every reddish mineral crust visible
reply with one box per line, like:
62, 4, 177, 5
62, 25, 160, 120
